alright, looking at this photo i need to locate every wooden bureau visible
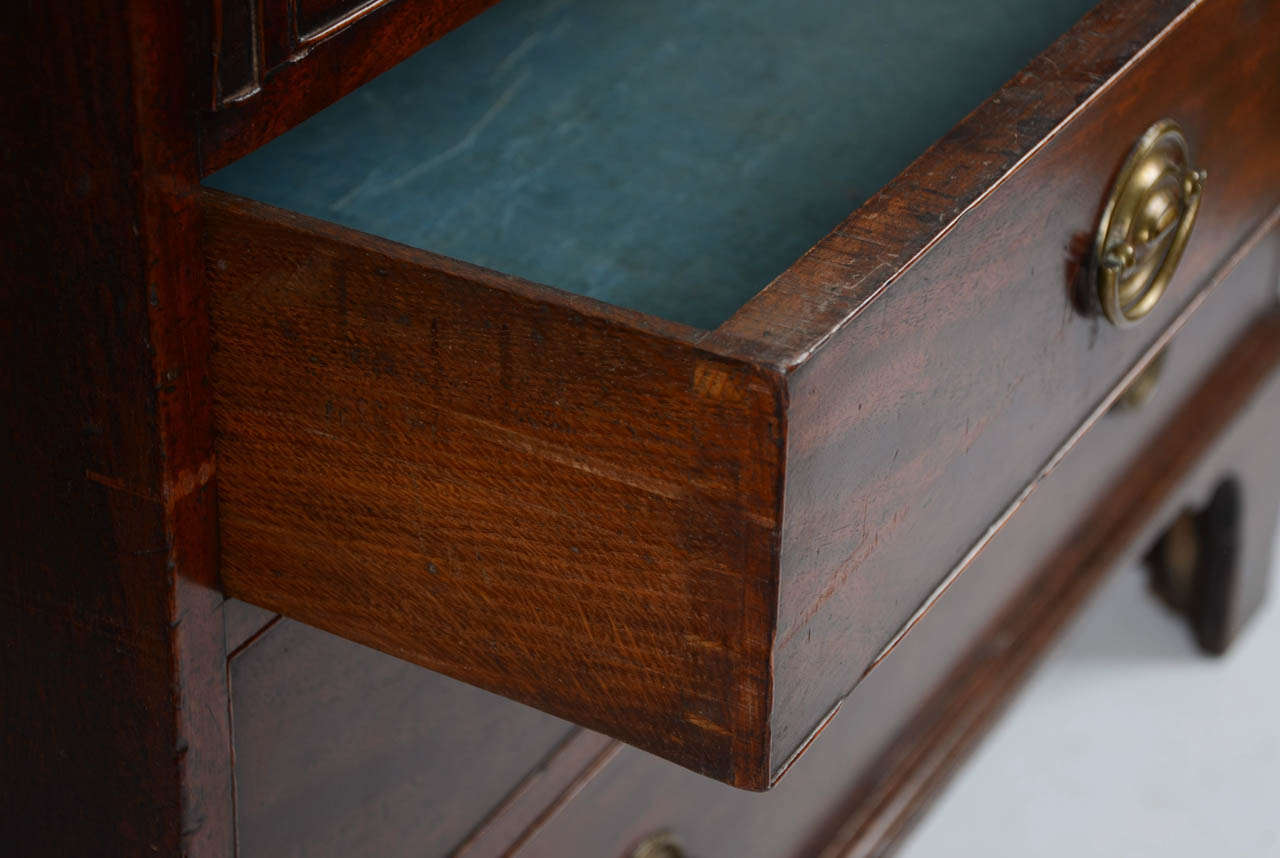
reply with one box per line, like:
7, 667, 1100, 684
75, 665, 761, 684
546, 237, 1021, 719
4, 0, 1278, 854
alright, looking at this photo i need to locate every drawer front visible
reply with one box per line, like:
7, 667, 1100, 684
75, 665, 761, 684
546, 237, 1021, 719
761, 0, 1280, 772
515, 230, 1280, 857
229, 617, 579, 858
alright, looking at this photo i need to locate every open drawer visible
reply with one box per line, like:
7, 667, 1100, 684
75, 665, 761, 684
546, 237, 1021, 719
200, 0, 1280, 787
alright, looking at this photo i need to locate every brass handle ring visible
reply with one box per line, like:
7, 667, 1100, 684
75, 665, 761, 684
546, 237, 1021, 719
1093, 119, 1206, 328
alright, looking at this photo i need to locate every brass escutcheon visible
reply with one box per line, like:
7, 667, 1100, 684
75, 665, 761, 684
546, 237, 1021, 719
1111, 347, 1168, 413
1093, 119, 1206, 327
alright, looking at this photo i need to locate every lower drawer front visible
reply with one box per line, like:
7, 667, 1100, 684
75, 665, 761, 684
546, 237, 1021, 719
229, 618, 577, 858
511, 230, 1280, 857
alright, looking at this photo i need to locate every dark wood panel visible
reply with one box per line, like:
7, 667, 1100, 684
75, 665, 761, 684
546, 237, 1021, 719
231, 619, 578, 857
0, 0, 231, 854
752, 0, 1280, 773
808, 226, 1280, 858
202, 0, 502, 170
204, 191, 783, 787
293, 0, 375, 38
212, 0, 259, 102
820, 313, 1280, 858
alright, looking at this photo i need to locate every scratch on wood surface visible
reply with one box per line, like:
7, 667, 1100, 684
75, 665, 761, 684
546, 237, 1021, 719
692, 361, 744, 401
163, 458, 216, 510
685, 712, 733, 736
85, 469, 160, 502
681, 633, 729, 652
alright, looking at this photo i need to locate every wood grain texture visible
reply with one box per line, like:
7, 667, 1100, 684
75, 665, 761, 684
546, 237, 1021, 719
818, 309, 1280, 858
806, 226, 1280, 858
204, 191, 784, 787
202, 0, 502, 170
513, 234, 1280, 858
749, 0, 1280, 774
9, 1, 1275, 855
0, 0, 232, 854
204, 0, 1278, 787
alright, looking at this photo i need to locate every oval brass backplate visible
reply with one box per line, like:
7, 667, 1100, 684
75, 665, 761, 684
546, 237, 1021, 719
631, 833, 686, 858
1093, 119, 1206, 328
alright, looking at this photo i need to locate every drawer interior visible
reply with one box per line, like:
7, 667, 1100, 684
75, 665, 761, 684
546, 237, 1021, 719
205, 0, 1095, 329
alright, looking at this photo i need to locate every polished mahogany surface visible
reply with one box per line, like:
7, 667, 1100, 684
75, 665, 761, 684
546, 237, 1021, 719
201, 0, 1280, 787
7, 0, 1278, 853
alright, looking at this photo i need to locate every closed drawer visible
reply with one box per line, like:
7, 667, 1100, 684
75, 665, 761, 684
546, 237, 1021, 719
201, 0, 1280, 787
228, 616, 579, 858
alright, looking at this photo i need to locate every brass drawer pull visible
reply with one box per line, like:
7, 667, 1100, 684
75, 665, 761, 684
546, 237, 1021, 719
1093, 119, 1206, 327
1111, 348, 1168, 413
630, 832, 686, 858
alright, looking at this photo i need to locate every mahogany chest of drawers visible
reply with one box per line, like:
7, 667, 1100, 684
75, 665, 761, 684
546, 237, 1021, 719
4, 0, 1278, 854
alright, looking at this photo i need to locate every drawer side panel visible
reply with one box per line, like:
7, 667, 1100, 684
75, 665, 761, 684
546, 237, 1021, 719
204, 191, 784, 787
